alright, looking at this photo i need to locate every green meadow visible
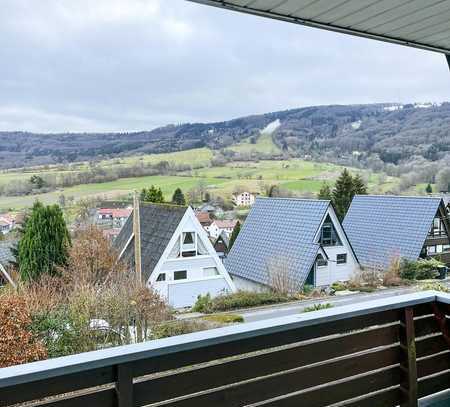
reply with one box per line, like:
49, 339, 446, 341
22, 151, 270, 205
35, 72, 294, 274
0, 143, 400, 211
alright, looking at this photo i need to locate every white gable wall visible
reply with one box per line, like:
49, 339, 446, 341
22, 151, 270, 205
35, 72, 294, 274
314, 206, 359, 287
148, 207, 236, 308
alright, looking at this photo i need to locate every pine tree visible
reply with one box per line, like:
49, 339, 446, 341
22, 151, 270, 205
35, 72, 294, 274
17, 201, 71, 282
228, 221, 241, 250
332, 169, 355, 221
317, 183, 332, 200
140, 185, 164, 203
352, 174, 368, 195
425, 183, 433, 194
172, 188, 186, 206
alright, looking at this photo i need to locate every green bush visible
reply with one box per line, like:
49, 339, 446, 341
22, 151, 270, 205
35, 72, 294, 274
303, 303, 333, 313
415, 258, 442, 280
421, 282, 450, 293
400, 258, 443, 280
302, 284, 314, 295
202, 314, 244, 324
193, 291, 292, 314
192, 293, 212, 313
152, 319, 219, 339
30, 309, 81, 358
331, 282, 347, 291
399, 259, 417, 280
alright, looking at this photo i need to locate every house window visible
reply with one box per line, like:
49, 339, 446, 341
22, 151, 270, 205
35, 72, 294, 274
203, 267, 219, 277
427, 245, 436, 254
429, 217, 446, 237
316, 254, 328, 267
174, 270, 187, 280
156, 273, 166, 282
183, 232, 194, 245
444, 244, 450, 252
181, 250, 197, 258
337, 254, 347, 264
319, 215, 342, 246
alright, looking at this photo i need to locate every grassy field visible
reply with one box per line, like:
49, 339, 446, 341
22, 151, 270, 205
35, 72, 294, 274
0, 143, 400, 211
226, 132, 281, 155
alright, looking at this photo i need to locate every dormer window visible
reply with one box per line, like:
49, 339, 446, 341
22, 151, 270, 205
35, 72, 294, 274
319, 215, 342, 246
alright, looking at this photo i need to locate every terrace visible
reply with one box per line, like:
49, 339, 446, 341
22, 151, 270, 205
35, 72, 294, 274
1, 291, 450, 406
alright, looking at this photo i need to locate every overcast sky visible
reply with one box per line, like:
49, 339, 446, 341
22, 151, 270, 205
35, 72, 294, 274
1, 0, 449, 133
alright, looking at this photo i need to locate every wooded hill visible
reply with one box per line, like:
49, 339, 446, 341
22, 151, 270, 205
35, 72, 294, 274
1, 102, 449, 169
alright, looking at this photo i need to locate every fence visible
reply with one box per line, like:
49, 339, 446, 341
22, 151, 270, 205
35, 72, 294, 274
1, 291, 450, 406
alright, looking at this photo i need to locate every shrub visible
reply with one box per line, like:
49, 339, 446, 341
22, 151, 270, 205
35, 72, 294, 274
202, 291, 292, 313
349, 267, 381, 289
30, 308, 81, 358
382, 256, 404, 287
192, 293, 212, 313
303, 303, 333, 313
202, 314, 244, 324
421, 282, 450, 293
415, 258, 442, 280
0, 293, 47, 367
331, 282, 347, 292
152, 319, 221, 339
399, 258, 443, 280
399, 259, 418, 280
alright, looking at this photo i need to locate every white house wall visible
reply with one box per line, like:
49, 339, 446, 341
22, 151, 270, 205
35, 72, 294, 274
232, 275, 269, 293
149, 207, 236, 308
167, 276, 231, 308
314, 207, 359, 287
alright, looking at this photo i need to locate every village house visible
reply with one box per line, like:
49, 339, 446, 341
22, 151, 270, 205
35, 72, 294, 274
96, 208, 132, 228
114, 203, 235, 308
213, 231, 230, 261
343, 195, 450, 268
208, 219, 237, 239
0, 213, 15, 235
225, 197, 358, 292
195, 211, 213, 235
232, 191, 256, 207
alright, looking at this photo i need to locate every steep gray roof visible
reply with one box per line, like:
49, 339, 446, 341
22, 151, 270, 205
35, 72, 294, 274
343, 195, 443, 268
114, 203, 187, 282
225, 197, 330, 290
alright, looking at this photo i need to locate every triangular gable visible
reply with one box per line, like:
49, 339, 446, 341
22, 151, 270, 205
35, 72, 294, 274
314, 204, 359, 266
148, 207, 236, 290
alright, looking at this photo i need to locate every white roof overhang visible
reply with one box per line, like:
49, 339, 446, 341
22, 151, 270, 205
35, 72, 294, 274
188, 0, 450, 68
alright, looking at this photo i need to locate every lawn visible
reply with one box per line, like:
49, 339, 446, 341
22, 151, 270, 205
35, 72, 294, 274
226, 132, 281, 155
0, 147, 400, 211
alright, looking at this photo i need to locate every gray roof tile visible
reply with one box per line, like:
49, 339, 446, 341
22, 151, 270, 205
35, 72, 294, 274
343, 195, 442, 268
0, 241, 16, 267
225, 197, 329, 290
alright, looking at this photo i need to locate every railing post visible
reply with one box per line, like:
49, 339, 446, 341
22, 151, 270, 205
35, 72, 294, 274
400, 307, 418, 407
116, 363, 134, 407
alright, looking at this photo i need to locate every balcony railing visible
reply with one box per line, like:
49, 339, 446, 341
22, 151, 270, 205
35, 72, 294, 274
1, 291, 450, 407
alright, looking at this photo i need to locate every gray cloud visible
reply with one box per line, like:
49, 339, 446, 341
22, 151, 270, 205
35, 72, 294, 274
0, 0, 449, 132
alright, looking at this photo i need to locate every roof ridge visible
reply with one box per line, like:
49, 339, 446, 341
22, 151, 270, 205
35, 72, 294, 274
354, 194, 442, 200
256, 196, 331, 203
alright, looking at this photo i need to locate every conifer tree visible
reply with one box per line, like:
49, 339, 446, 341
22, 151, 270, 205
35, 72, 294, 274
172, 188, 186, 206
352, 174, 368, 195
17, 201, 71, 281
228, 221, 241, 250
425, 183, 433, 194
317, 183, 332, 200
140, 185, 164, 203
332, 169, 355, 221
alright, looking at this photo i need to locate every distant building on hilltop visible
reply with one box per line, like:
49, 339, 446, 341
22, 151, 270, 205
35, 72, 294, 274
0, 214, 16, 235
232, 192, 256, 207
